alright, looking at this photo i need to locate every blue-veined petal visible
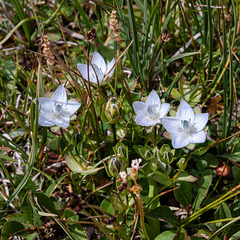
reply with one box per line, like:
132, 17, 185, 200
193, 113, 209, 131
146, 90, 161, 109
77, 63, 96, 83
177, 99, 194, 122
51, 85, 67, 103
161, 117, 182, 135
189, 130, 206, 144
133, 101, 148, 115
39, 98, 55, 111
135, 114, 158, 126
92, 64, 104, 83
62, 101, 81, 117
39, 112, 59, 127
172, 134, 191, 149
159, 103, 170, 119
91, 51, 106, 74
106, 58, 115, 78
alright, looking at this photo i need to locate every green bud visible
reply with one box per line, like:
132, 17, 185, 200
105, 97, 121, 122
162, 150, 174, 164
108, 156, 121, 177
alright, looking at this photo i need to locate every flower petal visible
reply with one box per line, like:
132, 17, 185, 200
189, 130, 206, 144
146, 90, 161, 108
39, 98, 55, 111
51, 85, 67, 103
62, 101, 81, 117
77, 64, 97, 83
161, 117, 181, 135
39, 112, 58, 127
159, 103, 170, 118
135, 114, 158, 126
39, 112, 70, 128
133, 101, 148, 115
106, 58, 115, 78
54, 116, 70, 128
193, 113, 209, 131
172, 134, 191, 149
177, 99, 195, 122
91, 51, 106, 74
92, 64, 104, 84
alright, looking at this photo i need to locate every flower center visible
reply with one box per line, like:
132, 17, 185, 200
147, 105, 160, 121
182, 120, 190, 131
53, 103, 64, 117
180, 119, 197, 135
55, 104, 62, 112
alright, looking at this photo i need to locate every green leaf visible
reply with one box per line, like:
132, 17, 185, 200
100, 197, 114, 215
1, 221, 27, 240
6, 213, 34, 229
146, 206, 179, 227
176, 171, 198, 182
63, 209, 79, 223
150, 171, 172, 187
35, 193, 59, 216
154, 230, 177, 240
45, 172, 71, 196
68, 224, 88, 240
192, 175, 212, 212
174, 181, 192, 207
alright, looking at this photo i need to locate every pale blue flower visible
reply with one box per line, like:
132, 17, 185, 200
77, 51, 115, 84
133, 90, 170, 126
39, 85, 81, 128
161, 99, 209, 149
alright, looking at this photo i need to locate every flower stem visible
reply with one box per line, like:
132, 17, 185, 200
137, 196, 150, 240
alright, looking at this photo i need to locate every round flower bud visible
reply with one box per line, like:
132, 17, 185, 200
105, 97, 121, 122
108, 156, 121, 177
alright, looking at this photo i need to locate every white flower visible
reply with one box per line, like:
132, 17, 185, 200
131, 158, 142, 170
77, 51, 115, 84
132, 90, 170, 126
119, 171, 127, 182
161, 99, 209, 149
38, 85, 81, 128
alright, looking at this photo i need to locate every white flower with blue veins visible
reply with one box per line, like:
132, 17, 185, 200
161, 99, 209, 149
77, 51, 115, 84
38, 85, 81, 128
132, 90, 170, 126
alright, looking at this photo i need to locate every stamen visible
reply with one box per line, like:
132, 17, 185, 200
55, 104, 62, 113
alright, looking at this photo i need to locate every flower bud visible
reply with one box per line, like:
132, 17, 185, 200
105, 97, 121, 122
86, 28, 96, 43
108, 156, 121, 177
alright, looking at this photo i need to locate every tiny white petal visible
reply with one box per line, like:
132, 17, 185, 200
133, 101, 148, 115
193, 113, 209, 131
106, 58, 115, 78
91, 51, 106, 74
177, 99, 195, 122
51, 85, 67, 103
146, 90, 161, 108
172, 134, 191, 149
135, 114, 158, 126
189, 131, 206, 144
161, 117, 181, 134
158, 103, 170, 119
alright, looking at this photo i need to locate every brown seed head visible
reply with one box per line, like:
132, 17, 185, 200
86, 28, 96, 43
